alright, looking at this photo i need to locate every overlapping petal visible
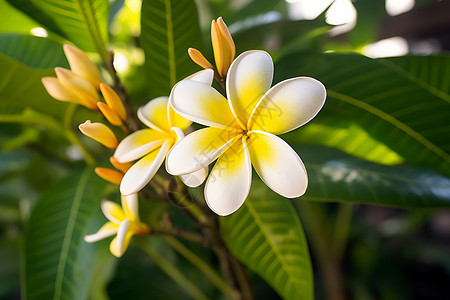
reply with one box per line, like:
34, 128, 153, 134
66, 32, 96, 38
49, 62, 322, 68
248, 77, 326, 134
166, 127, 241, 175
120, 140, 171, 195
137, 97, 172, 132
101, 200, 125, 224
168, 69, 214, 130
205, 138, 251, 216
170, 80, 240, 129
226, 50, 273, 127
247, 131, 308, 198
121, 194, 139, 222
114, 129, 168, 163
180, 167, 208, 188
110, 219, 132, 258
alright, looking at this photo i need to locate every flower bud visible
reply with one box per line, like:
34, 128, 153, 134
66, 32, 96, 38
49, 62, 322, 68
41, 77, 96, 109
100, 83, 127, 122
188, 48, 214, 70
95, 167, 124, 185
55, 68, 98, 108
211, 17, 235, 78
97, 102, 123, 126
63, 44, 103, 89
79, 120, 119, 149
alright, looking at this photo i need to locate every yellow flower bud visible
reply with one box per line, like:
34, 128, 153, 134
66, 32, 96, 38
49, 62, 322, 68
110, 156, 133, 173
211, 17, 235, 78
41, 77, 97, 109
99, 83, 127, 122
95, 167, 124, 185
79, 120, 119, 149
97, 102, 123, 126
63, 44, 103, 89
55, 67, 99, 109
188, 48, 214, 70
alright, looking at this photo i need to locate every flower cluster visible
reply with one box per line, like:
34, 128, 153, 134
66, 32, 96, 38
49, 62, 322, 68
42, 17, 326, 257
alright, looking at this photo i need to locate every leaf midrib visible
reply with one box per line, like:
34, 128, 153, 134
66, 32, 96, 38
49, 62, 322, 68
52, 168, 91, 300
245, 200, 298, 295
328, 89, 450, 163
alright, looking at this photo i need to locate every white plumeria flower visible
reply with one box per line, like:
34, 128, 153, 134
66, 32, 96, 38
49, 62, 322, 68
113, 71, 213, 195
84, 194, 149, 257
166, 50, 326, 216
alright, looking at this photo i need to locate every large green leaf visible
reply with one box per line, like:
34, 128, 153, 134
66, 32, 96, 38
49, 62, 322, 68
3, 0, 66, 36
140, 0, 202, 98
23, 168, 105, 300
0, 54, 67, 117
275, 53, 450, 175
221, 185, 313, 300
30, 0, 109, 54
298, 145, 450, 208
0, 34, 68, 69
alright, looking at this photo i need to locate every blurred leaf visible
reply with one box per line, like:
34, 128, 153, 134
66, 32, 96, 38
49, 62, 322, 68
0, 0, 40, 33
233, 17, 330, 56
29, 0, 109, 54
284, 119, 404, 165
224, 0, 286, 25
382, 55, 450, 98
0, 34, 68, 69
4, 0, 66, 37
298, 145, 450, 208
0, 236, 20, 298
349, 1, 387, 47
221, 185, 313, 300
140, 0, 202, 98
0, 54, 67, 117
23, 168, 106, 300
275, 53, 450, 175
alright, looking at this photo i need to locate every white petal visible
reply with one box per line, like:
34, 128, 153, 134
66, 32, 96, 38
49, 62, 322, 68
170, 80, 240, 129
121, 193, 139, 222
248, 77, 326, 134
101, 200, 125, 224
247, 131, 307, 198
184, 69, 214, 85
168, 70, 214, 129
137, 97, 171, 132
114, 129, 168, 163
166, 127, 241, 175
120, 140, 171, 195
180, 167, 208, 187
205, 138, 252, 216
110, 219, 131, 257
84, 222, 118, 243
226, 50, 273, 127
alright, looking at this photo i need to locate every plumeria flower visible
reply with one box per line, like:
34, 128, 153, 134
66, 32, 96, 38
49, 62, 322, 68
166, 50, 326, 216
113, 71, 213, 195
79, 120, 119, 149
84, 194, 149, 258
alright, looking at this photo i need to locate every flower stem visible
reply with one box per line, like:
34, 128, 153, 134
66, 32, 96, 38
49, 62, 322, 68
63, 104, 96, 166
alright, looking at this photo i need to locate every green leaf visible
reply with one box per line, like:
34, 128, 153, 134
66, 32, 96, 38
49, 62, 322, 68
284, 119, 404, 165
4, 0, 66, 37
23, 168, 106, 300
275, 53, 450, 175
221, 184, 313, 300
0, 34, 68, 69
298, 145, 450, 208
30, 0, 109, 55
140, 0, 202, 98
0, 54, 67, 117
